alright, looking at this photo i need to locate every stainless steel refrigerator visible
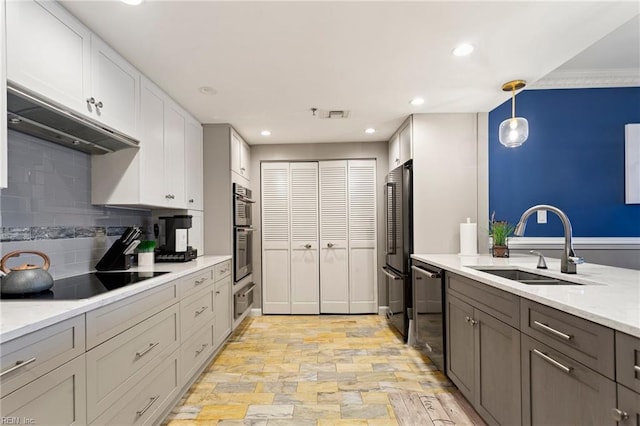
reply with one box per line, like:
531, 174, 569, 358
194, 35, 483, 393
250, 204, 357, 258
382, 160, 413, 340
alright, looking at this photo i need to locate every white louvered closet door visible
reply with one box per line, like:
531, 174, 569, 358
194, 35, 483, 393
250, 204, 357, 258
319, 160, 350, 314
261, 162, 291, 314
348, 160, 377, 313
290, 163, 319, 314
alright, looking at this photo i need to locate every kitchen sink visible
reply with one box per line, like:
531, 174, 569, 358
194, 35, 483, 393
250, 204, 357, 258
473, 268, 581, 285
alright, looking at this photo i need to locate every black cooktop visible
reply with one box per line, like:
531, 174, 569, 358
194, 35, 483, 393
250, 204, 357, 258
0, 271, 169, 300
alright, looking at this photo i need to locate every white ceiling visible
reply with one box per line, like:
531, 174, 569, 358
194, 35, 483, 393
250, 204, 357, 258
60, 1, 640, 145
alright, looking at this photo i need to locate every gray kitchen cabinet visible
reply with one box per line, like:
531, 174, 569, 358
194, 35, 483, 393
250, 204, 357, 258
214, 274, 232, 349
186, 117, 204, 210
231, 127, 251, 180
521, 333, 616, 426
181, 320, 214, 382
446, 292, 521, 426
388, 116, 412, 171
616, 331, 640, 393
0, 315, 85, 397
0, 354, 86, 426
180, 286, 215, 341
615, 384, 640, 426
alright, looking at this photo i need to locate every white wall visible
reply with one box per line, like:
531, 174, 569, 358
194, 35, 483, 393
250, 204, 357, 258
412, 113, 481, 254
249, 141, 389, 307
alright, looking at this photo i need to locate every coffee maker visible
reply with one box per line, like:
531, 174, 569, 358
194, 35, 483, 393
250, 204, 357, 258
155, 215, 197, 262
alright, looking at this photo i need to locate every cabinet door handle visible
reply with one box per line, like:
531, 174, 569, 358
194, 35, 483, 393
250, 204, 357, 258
0, 357, 37, 377
533, 320, 572, 340
189, 199, 194, 203
216, 290, 221, 294
135, 342, 159, 359
634, 365, 640, 373
194, 278, 207, 285
465, 316, 471, 323
611, 408, 629, 422
87, 97, 96, 105
96, 101, 103, 109
136, 395, 160, 417
470, 319, 478, 325
532, 349, 573, 374
195, 343, 209, 355
195, 306, 208, 316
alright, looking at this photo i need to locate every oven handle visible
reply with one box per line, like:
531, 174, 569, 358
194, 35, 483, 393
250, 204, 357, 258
236, 227, 256, 232
237, 283, 256, 298
235, 194, 256, 203
382, 266, 403, 281
411, 266, 441, 279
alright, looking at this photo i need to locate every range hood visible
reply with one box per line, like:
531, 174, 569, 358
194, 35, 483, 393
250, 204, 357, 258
6, 84, 140, 155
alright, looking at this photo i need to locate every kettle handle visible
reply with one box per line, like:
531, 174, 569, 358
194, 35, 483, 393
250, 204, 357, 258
1, 251, 51, 274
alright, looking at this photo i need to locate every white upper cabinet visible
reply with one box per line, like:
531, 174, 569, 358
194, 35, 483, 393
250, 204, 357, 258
185, 118, 204, 211
231, 129, 250, 180
163, 102, 186, 208
138, 77, 166, 206
6, 0, 90, 111
388, 116, 412, 171
89, 36, 140, 138
1, 0, 7, 188
5, 0, 139, 139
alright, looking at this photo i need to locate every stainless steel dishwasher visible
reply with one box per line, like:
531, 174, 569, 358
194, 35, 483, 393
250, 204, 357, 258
411, 261, 445, 372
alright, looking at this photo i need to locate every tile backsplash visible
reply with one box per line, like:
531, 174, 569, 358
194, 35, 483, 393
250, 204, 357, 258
1, 130, 151, 278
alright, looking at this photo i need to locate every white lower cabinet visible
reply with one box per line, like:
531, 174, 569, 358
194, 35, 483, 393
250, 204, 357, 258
0, 260, 234, 426
0, 355, 86, 426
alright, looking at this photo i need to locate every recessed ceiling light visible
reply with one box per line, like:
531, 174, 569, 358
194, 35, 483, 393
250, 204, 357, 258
365, 128, 376, 134
410, 98, 425, 106
198, 86, 217, 95
453, 43, 474, 57
120, 0, 143, 5
261, 130, 271, 136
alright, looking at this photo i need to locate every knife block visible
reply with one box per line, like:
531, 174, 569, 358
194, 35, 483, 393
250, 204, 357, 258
95, 240, 132, 271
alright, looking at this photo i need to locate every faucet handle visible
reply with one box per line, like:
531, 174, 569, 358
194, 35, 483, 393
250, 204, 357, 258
568, 256, 584, 265
530, 250, 548, 269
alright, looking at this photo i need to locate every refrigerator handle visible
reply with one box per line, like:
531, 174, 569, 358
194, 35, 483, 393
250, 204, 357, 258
382, 266, 402, 280
385, 182, 396, 255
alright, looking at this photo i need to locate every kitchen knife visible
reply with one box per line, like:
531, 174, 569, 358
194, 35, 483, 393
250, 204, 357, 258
123, 240, 140, 255
120, 227, 134, 244
122, 226, 138, 246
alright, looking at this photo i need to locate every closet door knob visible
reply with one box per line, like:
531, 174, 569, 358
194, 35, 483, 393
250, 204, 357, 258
304, 244, 312, 249
327, 242, 334, 248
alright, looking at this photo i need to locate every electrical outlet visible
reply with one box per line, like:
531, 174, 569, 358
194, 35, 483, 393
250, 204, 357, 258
537, 210, 547, 224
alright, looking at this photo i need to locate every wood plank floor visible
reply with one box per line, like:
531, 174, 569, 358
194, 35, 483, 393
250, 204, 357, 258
164, 315, 485, 425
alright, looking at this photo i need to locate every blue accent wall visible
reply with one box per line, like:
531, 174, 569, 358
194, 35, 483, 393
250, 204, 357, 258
489, 87, 640, 237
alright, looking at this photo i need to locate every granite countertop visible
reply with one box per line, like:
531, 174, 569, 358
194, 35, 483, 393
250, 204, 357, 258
411, 253, 640, 338
0, 255, 232, 343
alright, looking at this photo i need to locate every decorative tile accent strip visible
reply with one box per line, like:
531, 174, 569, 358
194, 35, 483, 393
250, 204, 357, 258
31, 226, 76, 240
0, 227, 31, 242
0, 226, 135, 242
107, 226, 129, 237
75, 226, 107, 238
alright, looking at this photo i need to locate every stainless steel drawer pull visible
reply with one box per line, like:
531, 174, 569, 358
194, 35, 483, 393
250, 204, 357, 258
533, 349, 573, 374
195, 343, 209, 355
634, 365, 640, 373
194, 278, 207, 285
612, 408, 629, 422
136, 395, 160, 417
195, 306, 208, 316
381, 267, 402, 281
533, 320, 572, 340
135, 342, 159, 359
0, 357, 37, 377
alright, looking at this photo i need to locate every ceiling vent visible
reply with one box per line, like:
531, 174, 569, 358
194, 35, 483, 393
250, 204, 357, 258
318, 109, 350, 119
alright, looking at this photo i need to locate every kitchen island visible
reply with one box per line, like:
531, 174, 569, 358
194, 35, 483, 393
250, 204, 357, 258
412, 253, 640, 426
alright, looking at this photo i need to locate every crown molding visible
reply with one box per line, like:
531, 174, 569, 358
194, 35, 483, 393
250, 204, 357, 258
530, 68, 640, 89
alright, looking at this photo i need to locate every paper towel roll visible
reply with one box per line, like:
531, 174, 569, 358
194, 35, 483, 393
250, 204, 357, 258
460, 218, 478, 255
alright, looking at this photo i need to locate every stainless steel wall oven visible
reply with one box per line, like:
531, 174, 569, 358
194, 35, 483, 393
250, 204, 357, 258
233, 183, 255, 283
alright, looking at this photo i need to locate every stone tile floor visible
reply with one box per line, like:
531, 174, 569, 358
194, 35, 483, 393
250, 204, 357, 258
163, 315, 476, 425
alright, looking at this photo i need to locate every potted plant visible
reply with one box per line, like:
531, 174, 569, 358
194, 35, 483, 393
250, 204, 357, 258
489, 212, 515, 258
137, 240, 156, 266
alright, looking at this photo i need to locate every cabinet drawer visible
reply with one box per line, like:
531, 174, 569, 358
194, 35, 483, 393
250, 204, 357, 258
446, 272, 520, 327
181, 319, 215, 382
180, 267, 213, 299
0, 354, 86, 425
90, 351, 180, 426
180, 287, 215, 341
0, 315, 85, 397
616, 384, 640, 426
616, 331, 640, 393
86, 304, 179, 422
214, 260, 231, 281
86, 280, 179, 349
521, 298, 614, 379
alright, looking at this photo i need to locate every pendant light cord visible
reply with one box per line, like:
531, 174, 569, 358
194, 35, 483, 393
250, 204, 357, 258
511, 88, 516, 118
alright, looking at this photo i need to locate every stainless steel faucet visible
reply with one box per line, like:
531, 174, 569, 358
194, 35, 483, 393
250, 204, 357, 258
514, 205, 584, 274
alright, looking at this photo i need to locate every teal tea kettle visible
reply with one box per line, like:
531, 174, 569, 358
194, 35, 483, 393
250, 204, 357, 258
0, 251, 54, 294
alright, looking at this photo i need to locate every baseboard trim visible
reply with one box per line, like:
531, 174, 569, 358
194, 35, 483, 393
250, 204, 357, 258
250, 308, 262, 316
378, 306, 389, 316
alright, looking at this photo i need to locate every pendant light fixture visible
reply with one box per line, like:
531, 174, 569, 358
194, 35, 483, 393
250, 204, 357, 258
499, 80, 528, 148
